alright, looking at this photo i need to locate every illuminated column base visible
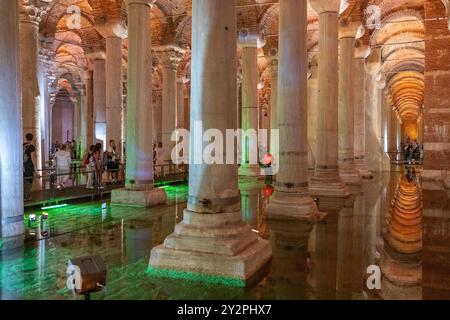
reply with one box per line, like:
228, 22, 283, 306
309, 170, 350, 199
149, 210, 271, 286
339, 164, 363, 186
266, 191, 319, 222
238, 164, 262, 178
355, 157, 372, 179
111, 188, 167, 208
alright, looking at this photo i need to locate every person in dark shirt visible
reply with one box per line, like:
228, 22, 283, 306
23, 133, 36, 201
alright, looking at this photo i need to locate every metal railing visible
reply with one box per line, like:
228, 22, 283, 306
24, 161, 188, 206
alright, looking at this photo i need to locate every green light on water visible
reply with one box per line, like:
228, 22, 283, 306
147, 267, 245, 287
41, 203, 68, 210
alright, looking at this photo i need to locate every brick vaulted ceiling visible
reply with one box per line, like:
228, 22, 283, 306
36, 0, 449, 122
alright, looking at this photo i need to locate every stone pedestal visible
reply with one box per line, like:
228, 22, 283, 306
149, 210, 271, 286
111, 188, 167, 207
309, 0, 350, 198
149, 0, 271, 286
1, 1, 25, 237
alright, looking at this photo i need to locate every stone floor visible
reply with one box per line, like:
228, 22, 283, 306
1, 170, 450, 300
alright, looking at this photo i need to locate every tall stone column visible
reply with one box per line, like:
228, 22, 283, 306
307, 56, 319, 171
309, 0, 350, 199
149, 0, 271, 285
75, 83, 88, 156
268, 57, 278, 154
90, 53, 107, 149
96, 21, 127, 159
155, 45, 185, 161
1, 0, 25, 237
238, 32, 265, 177
265, 0, 318, 222
85, 71, 94, 150
111, 0, 166, 207
354, 44, 371, 178
19, 0, 52, 182
338, 21, 362, 186
176, 79, 185, 130
388, 105, 398, 153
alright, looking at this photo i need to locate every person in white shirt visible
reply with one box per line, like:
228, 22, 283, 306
54, 144, 72, 188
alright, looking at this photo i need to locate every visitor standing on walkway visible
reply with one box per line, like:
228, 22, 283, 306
23, 133, 36, 201
85, 145, 95, 189
54, 144, 72, 188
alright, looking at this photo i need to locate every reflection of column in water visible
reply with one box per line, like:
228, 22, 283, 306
336, 199, 357, 298
0, 236, 25, 299
313, 210, 339, 299
241, 188, 260, 229
351, 196, 366, 297
266, 218, 313, 299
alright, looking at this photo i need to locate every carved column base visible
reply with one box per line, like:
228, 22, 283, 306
149, 210, 272, 287
111, 187, 167, 207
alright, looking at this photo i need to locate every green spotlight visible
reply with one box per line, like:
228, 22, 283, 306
41, 203, 68, 210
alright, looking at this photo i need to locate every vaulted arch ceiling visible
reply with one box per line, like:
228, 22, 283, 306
39, 0, 441, 114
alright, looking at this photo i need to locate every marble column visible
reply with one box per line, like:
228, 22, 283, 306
96, 21, 128, 159
265, 0, 318, 222
85, 71, 94, 150
338, 21, 362, 186
309, 0, 350, 199
149, 0, 271, 285
90, 53, 107, 149
19, 0, 51, 184
0, 0, 25, 237
387, 105, 398, 153
76, 83, 88, 156
176, 79, 185, 130
111, 0, 166, 207
307, 56, 319, 171
354, 45, 372, 178
155, 45, 185, 161
268, 57, 278, 154
238, 32, 265, 177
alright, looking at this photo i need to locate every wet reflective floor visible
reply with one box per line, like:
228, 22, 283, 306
1, 168, 450, 300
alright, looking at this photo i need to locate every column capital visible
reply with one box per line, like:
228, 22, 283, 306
86, 51, 106, 61
442, 0, 450, 30
20, 0, 53, 24
309, 0, 342, 15
355, 44, 371, 59
339, 19, 362, 39
268, 58, 278, 78
154, 45, 186, 70
126, 0, 156, 6
238, 30, 266, 49
75, 83, 87, 96
95, 19, 128, 39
